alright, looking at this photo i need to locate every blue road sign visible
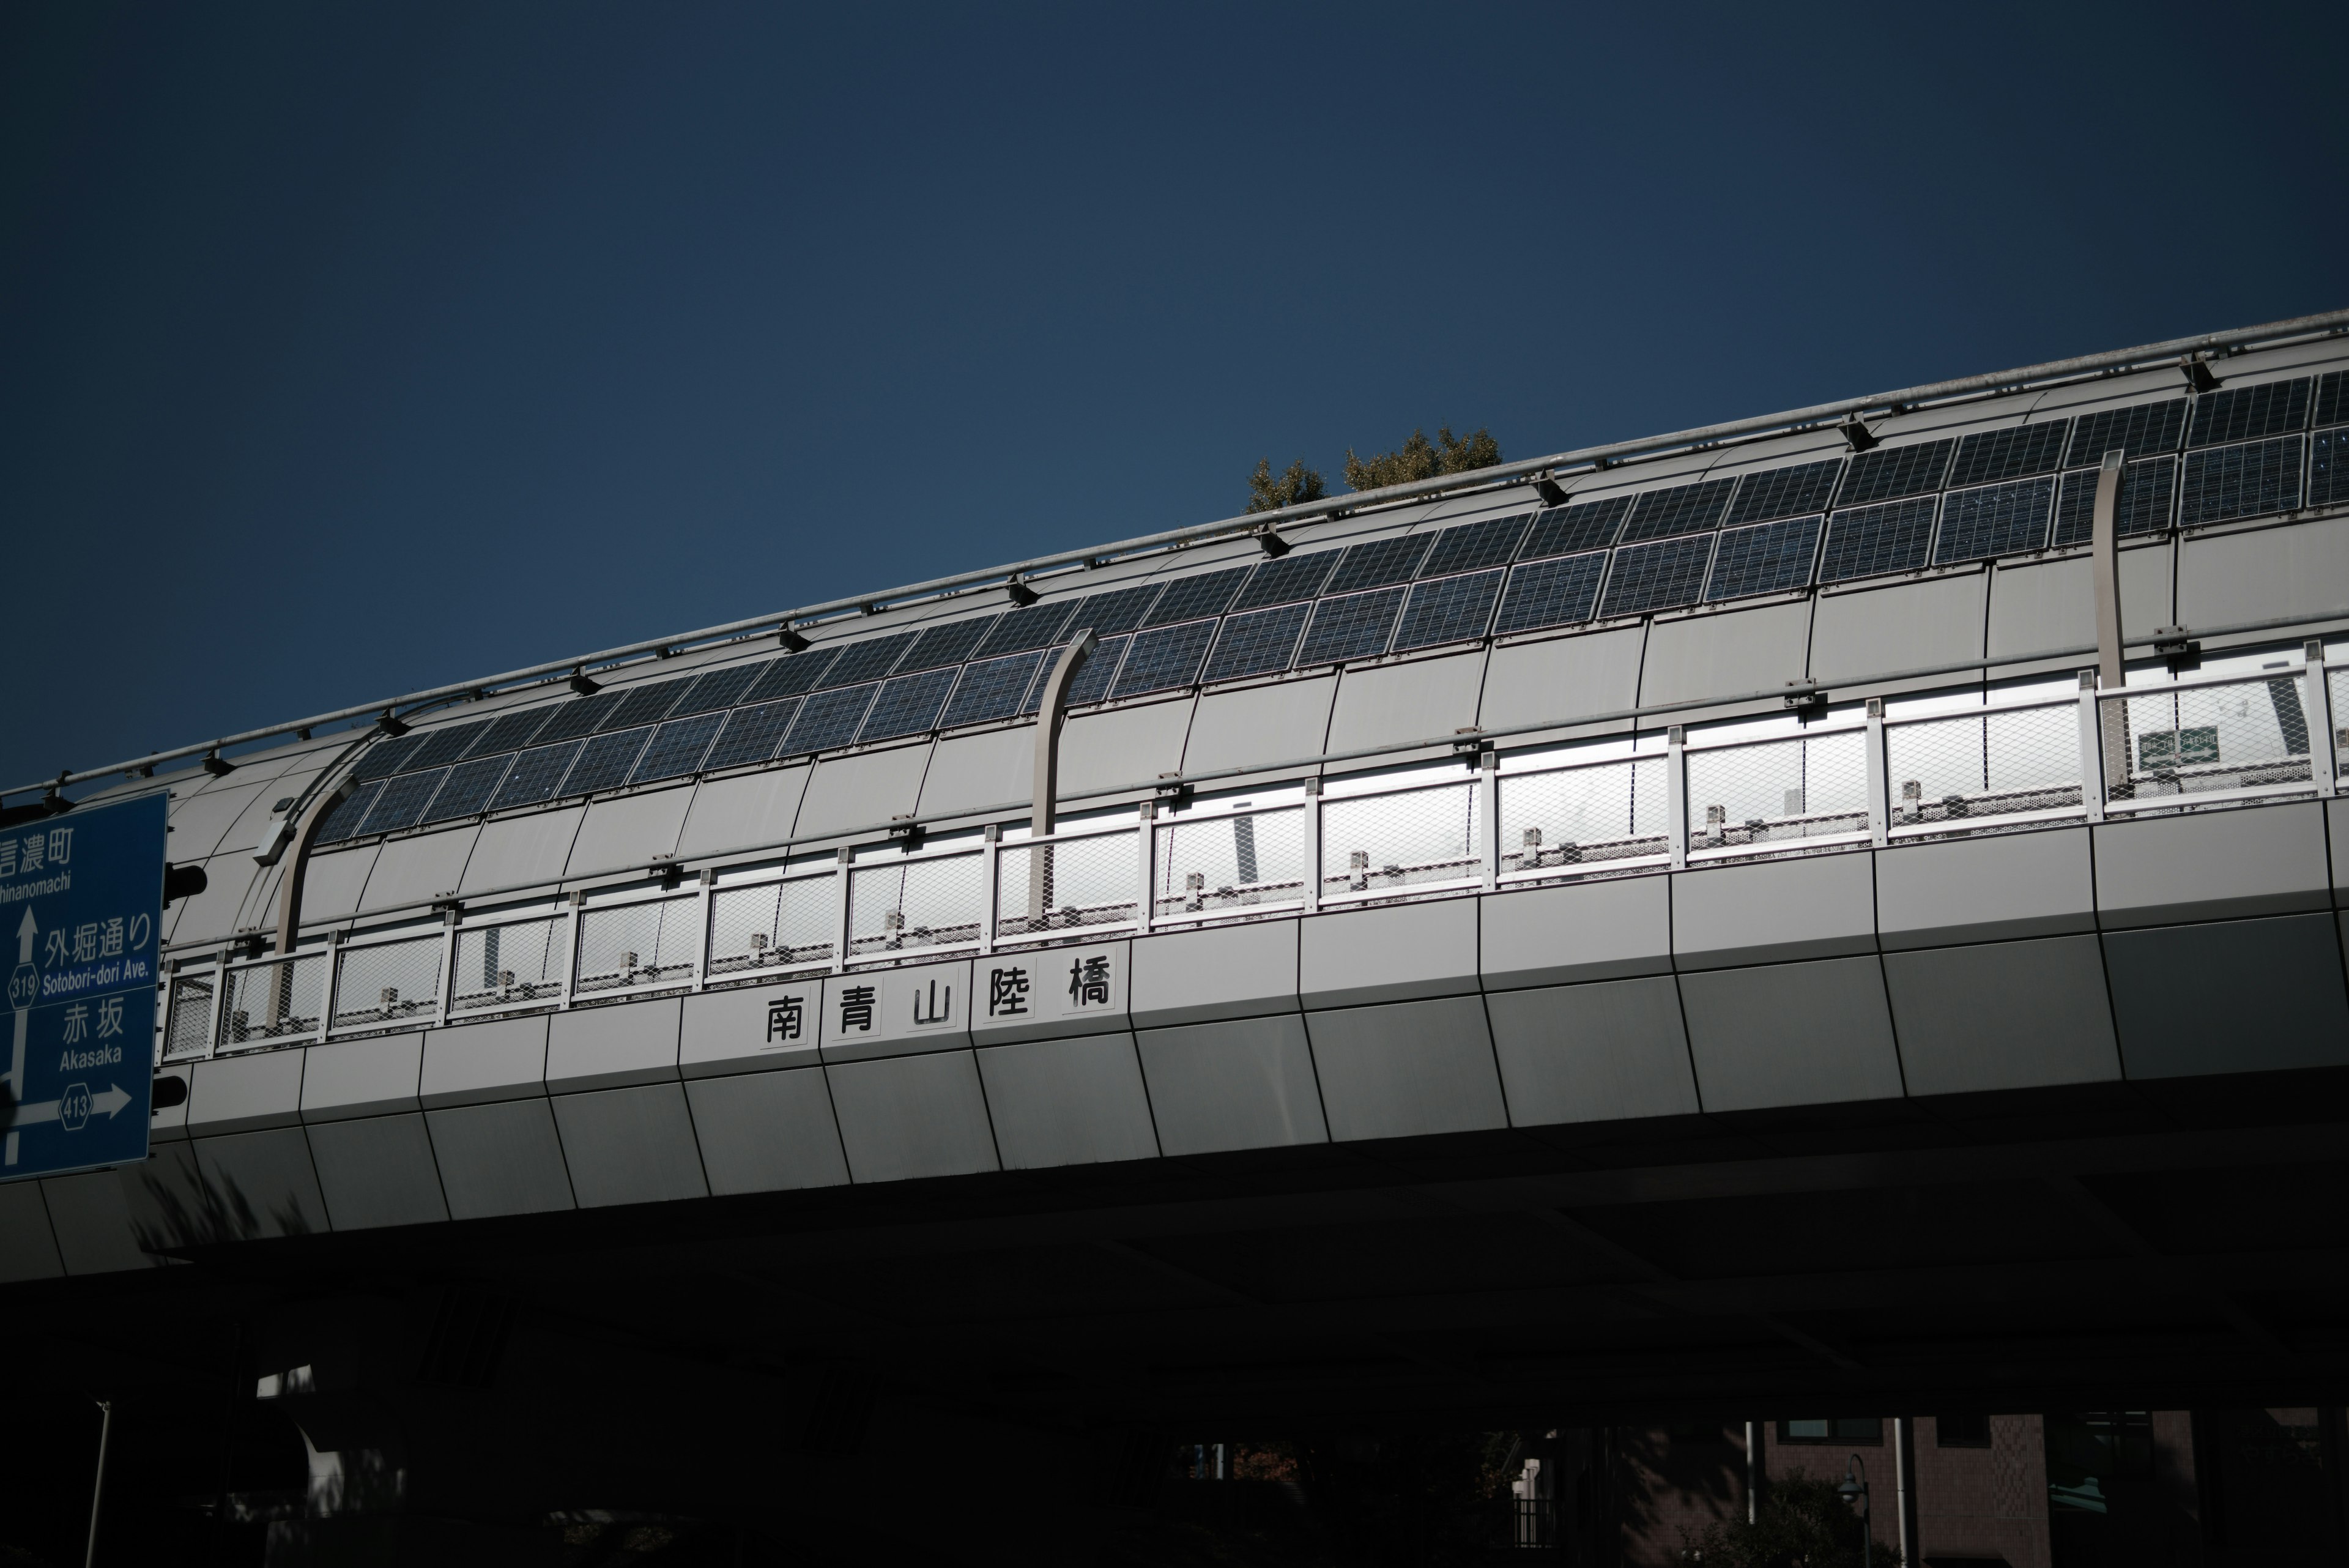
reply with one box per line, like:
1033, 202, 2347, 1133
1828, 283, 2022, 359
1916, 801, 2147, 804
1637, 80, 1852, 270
2, 793, 166, 1181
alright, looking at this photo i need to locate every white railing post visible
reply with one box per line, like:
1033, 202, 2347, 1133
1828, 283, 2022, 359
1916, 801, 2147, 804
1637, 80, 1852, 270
978, 825, 999, 956
831, 847, 852, 974
317, 931, 344, 1043
2076, 671, 2107, 823
1478, 751, 1500, 893
1301, 778, 1322, 913
1666, 726, 1688, 871
1135, 801, 1156, 934
199, 961, 223, 1061
1865, 698, 1890, 848
692, 869, 715, 990
434, 910, 459, 1027
560, 890, 585, 1008
2302, 639, 2337, 797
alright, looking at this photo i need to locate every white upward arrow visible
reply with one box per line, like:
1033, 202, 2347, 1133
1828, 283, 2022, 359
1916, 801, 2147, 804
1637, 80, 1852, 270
14, 907, 31, 965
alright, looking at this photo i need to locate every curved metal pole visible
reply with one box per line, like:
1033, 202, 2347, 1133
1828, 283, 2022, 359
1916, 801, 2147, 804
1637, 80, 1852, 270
1028, 630, 1097, 924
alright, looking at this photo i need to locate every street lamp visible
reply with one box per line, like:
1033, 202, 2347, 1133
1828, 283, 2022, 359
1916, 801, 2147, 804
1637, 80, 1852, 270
1838, 1455, 1871, 1568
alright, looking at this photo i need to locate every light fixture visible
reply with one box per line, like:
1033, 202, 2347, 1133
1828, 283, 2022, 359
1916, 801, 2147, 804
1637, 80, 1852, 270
1535, 477, 1569, 507
374, 710, 411, 737
566, 671, 601, 696
1006, 579, 1040, 606
1838, 1455, 1871, 1568
777, 627, 811, 652
1255, 530, 1291, 559
1839, 419, 1879, 452
201, 751, 236, 776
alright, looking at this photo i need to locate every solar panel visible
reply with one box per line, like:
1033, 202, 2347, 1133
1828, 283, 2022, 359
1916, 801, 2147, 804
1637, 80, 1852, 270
531, 689, 626, 744
563, 727, 653, 794
1600, 535, 1713, 617
1520, 497, 1630, 560
2318, 370, 2347, 431
2063, 399, 2187, 468
1705, 516, 1822, 601
1946, 422, 2071, 489
600, 678, 692, 733
1056, 637, 1129, 707
1492, 552, 1606, 636
1142, 567, 1250, 628
1933, 477, 2056, 564
631, 712, 727, 783
782, 685, 880, 754
702, 701, 798, 770
2189, 377, 2310, 447
1062, 582, 1163, 638
350, 734, 425, 782
940, 652, 1045, 727
1818, 497, 1938, 582
667, 662, 765, 718
2180, 435, 2304, 526
2052, 458, 2178, 545
421, 754, 512, 823
2313, 429, 2347, 510
742, 647, 840, 704
314, 781, 383, 844
971, 598, 1078, 657
817, 631, 917, 690
489, 741, 585, 810
1417, 513, 1531, 577
1202, 602, 1312, 682
1322, 535, 1430, 595
358, 768, 448, 835
1296, 587, 1406, 666
857, 667, 960, 743
1392, 570, 1504, 651
467, 707, 557, 757
899, 615, 998, 673
1836, 439, 1953, 508
1230, 552, 1338, 610
404, 719, 494, 773
1725, 461, 1843, 526
1621, 477, 1736, 543
1113, 620, 1220, 697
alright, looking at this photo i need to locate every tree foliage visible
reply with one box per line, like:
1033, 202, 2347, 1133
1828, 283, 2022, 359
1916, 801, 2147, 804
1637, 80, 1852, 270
1680, 1468, 1903, 1568
1342, 426, 1501, 493
1246, 458, 1327, 515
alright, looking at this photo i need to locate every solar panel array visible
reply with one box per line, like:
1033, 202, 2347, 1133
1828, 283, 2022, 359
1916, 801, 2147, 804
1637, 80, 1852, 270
320, 373, 2349, 846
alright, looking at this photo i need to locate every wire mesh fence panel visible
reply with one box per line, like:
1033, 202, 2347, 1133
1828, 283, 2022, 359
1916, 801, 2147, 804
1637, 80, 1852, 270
573, 896, 698, 994
1321, 781, 1480, 896
1885, 702, 2082, 828
162, 970, 217, 1061
450, 916, 567, 1014
2107, 677, 2313, 803
849, 852, 984, 956
707, 876, 837, 976
1498, 757, 1668, 872
1152, 806, 1307, 917
217, 954, 329, 1048
1685, 730, 1868, 852
996, 830, 1139, 939
331, 935, 445, 1032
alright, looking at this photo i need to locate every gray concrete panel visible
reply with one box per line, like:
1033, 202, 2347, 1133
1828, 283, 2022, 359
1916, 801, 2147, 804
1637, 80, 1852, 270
1988, 544, 2173, 660
1673, 854, 1877, 970
418, 1014, 548, 1108
680, 978, 823, 1077
546, 995, 682, 1091
565, 786, 694, 880
298, 847, 378, 926
0, 1182, 60, 1283
2095, 802, 2330, 928
551, 1083, 709, 1208
193, 1127, 331, 1238
1809, 575, 1987, 683
2103, 913, 2349, 1079
1639, 603, 1811, 711
677, 767, 811, 861
824, 1050, 1001, 1183
975, 1031, 1160, 1169
2336, 799, 2349, 907
1061, 699, 1195, 798
1679, 956, 1906, 1112
795, 745, 933, 841
165, 856, 267, 947
458, 807, 584, 898
300, 1032, 423, 1123
1130, 919, 1300, 1027
1480, 878, 1672, 990
1485, 977, 1699, 1126
215, 775, 321, 860
2178, 518, 2349, 633
1883, 936, 2121, 1096
358, 828, 477, 914
165, 780, 270, 859
685, 1068, 850, 1194
1300, 898, 1480, 1009
972, 940, 1130, 1044
1875, 830, 2097, 949
1304, 996, 1508, 1142
1182, 678, 1337, 776
121, 1140, 211, 1253
1477, 628, 1645, 736
187, 1047, 306, 1135
305, 1113, 449, 1230
1324, 653, 1487, 756
426, 1099, 576, 1219
819, 957, 972, 1062
916, 728, 1033, 820
1135, 1014, 1327, 1156
39, 1170, 155, 1274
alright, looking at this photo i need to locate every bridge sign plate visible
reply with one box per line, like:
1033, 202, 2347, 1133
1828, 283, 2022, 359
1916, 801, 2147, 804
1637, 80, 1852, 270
1, 793, 165, 1181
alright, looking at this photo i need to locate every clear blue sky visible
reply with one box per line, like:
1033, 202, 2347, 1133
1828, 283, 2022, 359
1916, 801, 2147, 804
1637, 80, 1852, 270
2, 2, 2340, 792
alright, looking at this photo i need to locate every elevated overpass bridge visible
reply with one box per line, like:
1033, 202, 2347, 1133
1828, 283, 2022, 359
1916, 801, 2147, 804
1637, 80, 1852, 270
7, 313, 2349, 1545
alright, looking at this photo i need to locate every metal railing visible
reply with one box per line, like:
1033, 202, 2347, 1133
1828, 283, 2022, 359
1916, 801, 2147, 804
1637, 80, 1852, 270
160, 645, 2348, 1063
